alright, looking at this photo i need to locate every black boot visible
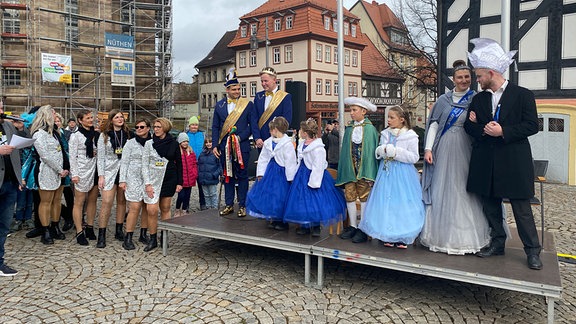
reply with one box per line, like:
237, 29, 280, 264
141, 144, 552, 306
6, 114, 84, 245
50, 221, 66, 240
61, 203, 74, 232
96, 228, 106, 248
25, 227, 43, 239
115, 223, 124, 241
122, 232, 135, 250
41, 227, 54, 245
84, 226, 96, 240
143, 233, 158, 252
139, 228, 149, 244
76, 230, 88, 246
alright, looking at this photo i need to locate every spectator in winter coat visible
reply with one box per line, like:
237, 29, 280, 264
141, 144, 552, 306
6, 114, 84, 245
175, 133, 198, 216
197, 138, 222, 209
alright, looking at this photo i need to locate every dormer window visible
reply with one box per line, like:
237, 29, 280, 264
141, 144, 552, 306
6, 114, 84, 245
344, 22, 349, 35
391, 30, 408, 46
324, 16, 331, 30
333, 19, 337, 31
241, 25, 247, 37
250, 23, 257, 36
351, 24, 357, 37
274, 18, 281, 32
286, 15, 293, 29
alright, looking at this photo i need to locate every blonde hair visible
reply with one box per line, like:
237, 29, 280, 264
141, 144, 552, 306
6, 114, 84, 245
300, 118, 318, 138
153, 117, 172, 133
30, 105, 55, 135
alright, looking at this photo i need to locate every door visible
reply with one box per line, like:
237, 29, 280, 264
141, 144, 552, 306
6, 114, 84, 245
529, 114, 569, 183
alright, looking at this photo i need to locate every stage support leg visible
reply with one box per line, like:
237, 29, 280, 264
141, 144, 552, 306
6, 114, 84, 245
162, 230, 168, 256
304, 254, 310, 284
317, 256, 324, 288
547, 297, 556, 324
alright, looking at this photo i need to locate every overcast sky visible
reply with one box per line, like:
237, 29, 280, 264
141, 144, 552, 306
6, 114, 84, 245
172, 0, 362, 82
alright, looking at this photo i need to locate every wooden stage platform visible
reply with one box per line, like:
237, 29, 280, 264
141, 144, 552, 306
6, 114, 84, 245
158, 208, 562, 323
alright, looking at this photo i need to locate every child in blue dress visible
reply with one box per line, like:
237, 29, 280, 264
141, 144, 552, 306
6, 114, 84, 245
283, 118, 346, 236
246, 117, 297, 230
359, 106, 425, 248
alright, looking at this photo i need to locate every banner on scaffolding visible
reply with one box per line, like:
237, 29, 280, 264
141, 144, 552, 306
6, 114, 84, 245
41, 53, 72, 84
111, 59, 135, 87
105, 33, 134, 59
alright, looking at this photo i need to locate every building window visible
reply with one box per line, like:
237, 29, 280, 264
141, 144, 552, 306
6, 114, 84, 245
344, 49, 350, 66
316, 44, 323, 62
239, 51, 247, 68
64, 0, 79, 42
273, 47, 281, 64
276, 79, 281, 90
202, 94, 207, 108
325, 80, 331, 95
3, 69, 21, 86
334, 48, 338, 64
351, 24, 357, 37
324, 17, 331, 30
202, 72, 207, 83
241, 25, 247, 37
348, 82, 357, 96
250, 23, 257, 36
240, 82, 247, 97
213, 71, 218, 82
333, 19, 337, 31
325, 46, 331, 63
208, 94, 212, 107
274, 18, 281, 32
250, 81, 257, 97
3, 9, 20, 33
286, 16, 293, 29
70, 73, 80, 89
285, 45, 293, 63
334, 81, 338, 95
250, 50, 257, 67
284, 78, 292, 89
222, 69, 227, 81
352, 51, 358, 67
316, 79, 322, 95
344, 22, 349, 35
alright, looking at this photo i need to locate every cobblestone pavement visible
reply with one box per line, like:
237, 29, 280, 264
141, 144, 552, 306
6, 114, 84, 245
1, 183, 575, 323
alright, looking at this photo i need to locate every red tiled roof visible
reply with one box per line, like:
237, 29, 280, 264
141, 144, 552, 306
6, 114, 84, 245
361, 34, 403, 81
356, 0, 417, 54
415, 56, 436, 87
228, 0, 366, 48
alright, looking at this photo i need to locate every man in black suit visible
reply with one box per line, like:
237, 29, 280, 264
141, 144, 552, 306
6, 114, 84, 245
464, 38, 542, 270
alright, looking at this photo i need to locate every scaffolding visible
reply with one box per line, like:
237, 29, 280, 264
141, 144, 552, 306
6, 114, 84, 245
0, 0, 172, 121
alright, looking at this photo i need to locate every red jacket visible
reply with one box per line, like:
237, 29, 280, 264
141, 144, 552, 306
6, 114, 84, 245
180, 148, 198, 187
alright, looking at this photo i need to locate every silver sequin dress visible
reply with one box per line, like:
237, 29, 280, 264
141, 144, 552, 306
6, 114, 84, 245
33, 129, 64, 190
69, 131, 97, 193
119, 138, 147, 202
141, 140, 168, 204
97, 135, 122, 191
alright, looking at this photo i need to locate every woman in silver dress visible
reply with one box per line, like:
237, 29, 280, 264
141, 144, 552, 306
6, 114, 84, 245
420, 60, 490, 255
69, 109, 99, 245
95, 109, 131, 248
30, 105, 70, 244
118, 118, 151, 250
142, 117, 182, 252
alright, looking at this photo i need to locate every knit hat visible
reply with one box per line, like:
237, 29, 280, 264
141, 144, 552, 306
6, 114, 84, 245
177, 132, 189, 144
188, 115, 199, 125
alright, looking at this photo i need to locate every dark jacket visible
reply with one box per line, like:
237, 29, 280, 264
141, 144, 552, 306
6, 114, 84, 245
464, 83, 538, 199
211, 98, 254, 153
322, 129, 339, 165
197, 149, 222, 186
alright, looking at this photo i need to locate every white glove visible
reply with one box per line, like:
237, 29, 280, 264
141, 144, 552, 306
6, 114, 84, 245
385, 144, 396, 158
375, 145, 386, 158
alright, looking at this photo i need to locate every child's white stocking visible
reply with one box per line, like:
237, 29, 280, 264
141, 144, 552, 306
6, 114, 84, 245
346, 201, 357, 228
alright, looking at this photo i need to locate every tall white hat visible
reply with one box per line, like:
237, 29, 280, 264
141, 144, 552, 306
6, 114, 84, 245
467, 38, 517, 74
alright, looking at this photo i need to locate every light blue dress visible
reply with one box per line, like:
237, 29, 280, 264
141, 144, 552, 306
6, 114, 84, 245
359, 128, 425, 244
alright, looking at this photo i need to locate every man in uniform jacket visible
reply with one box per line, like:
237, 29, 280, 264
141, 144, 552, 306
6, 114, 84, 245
212, 68, 254, 217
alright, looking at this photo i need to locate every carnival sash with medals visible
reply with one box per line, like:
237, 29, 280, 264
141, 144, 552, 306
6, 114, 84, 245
219, 97, 249, 145
441, 89, 474, 136
258, 90, 288, 128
